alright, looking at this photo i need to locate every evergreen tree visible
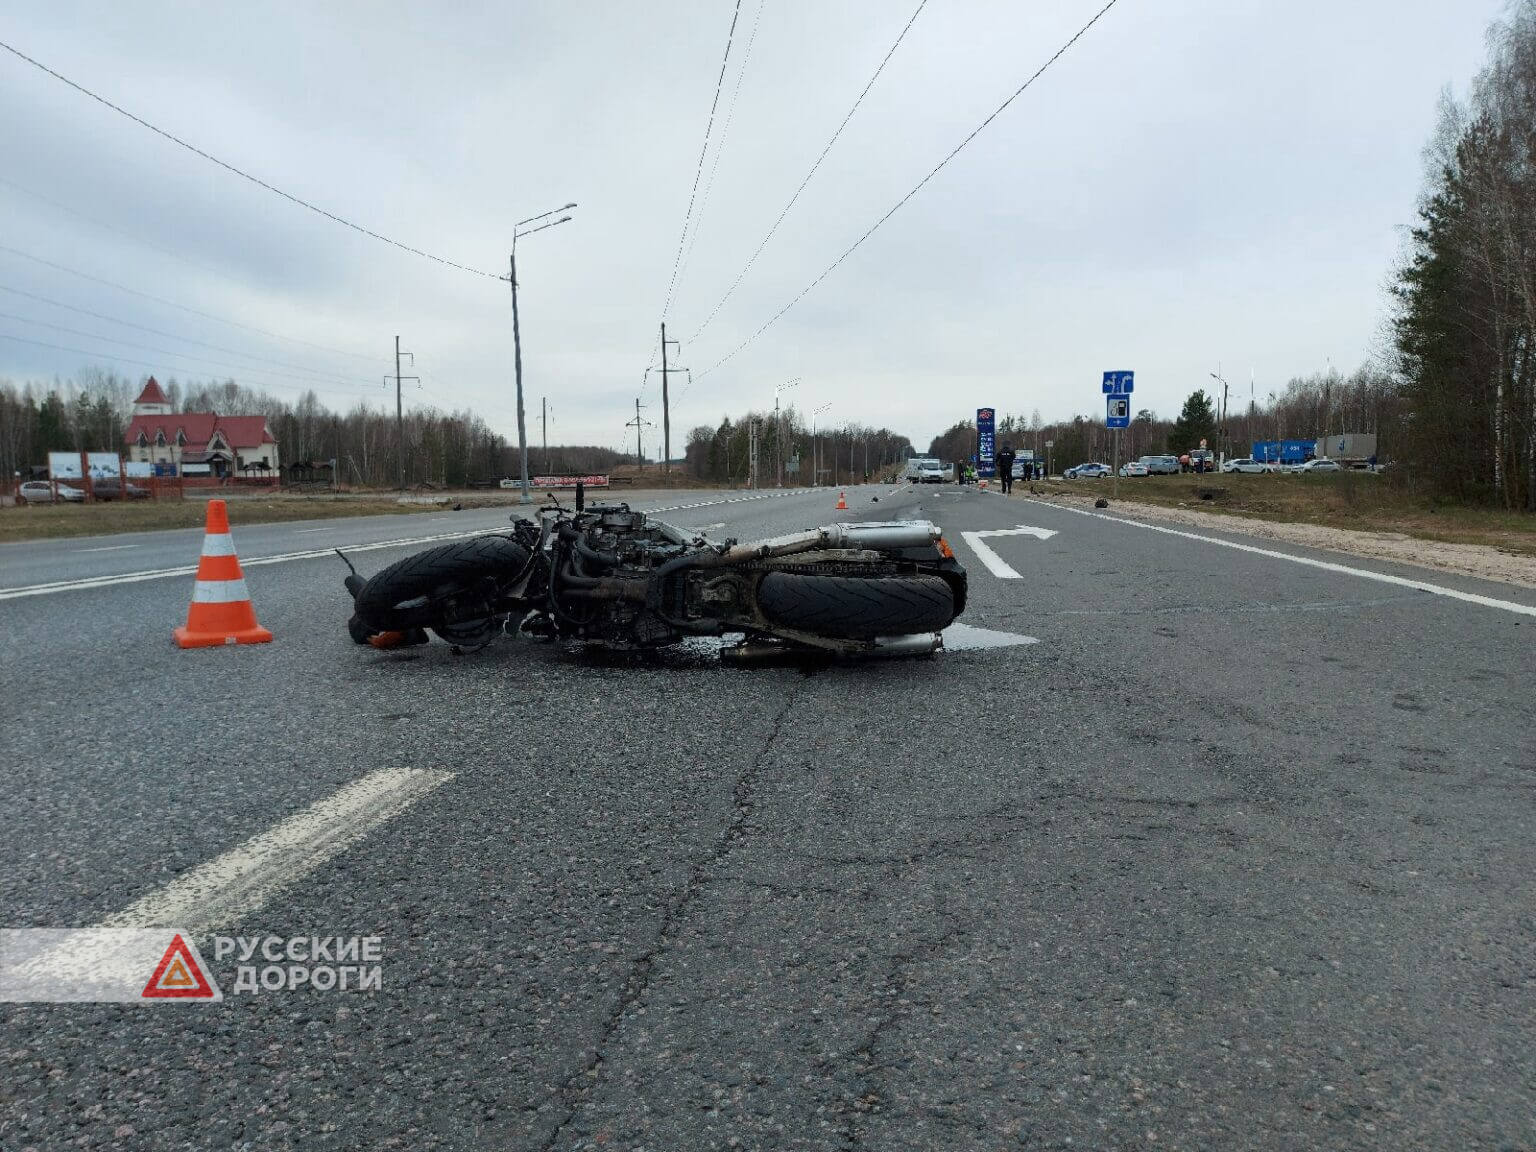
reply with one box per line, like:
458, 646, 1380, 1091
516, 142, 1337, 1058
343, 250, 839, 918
1168, 390, 1217, 453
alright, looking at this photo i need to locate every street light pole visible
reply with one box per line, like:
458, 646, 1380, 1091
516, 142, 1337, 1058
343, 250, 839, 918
811, 403, 830, 487
1209, 367, 1229, 465
506, 202, 576, 504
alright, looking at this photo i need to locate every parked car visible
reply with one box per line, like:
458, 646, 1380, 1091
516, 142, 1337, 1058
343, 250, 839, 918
1118, 461, 1149, 477
1065, 462, 1112, 479
18, 480, 85, 504
1221, 457, 1271, 474
1141, 455, 1181, 475
1185, 448, 1218, 473
1299, 457, 1342, 473
92, 480, 151, 501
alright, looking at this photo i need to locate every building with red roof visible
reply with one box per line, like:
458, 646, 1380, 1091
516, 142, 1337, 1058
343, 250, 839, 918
123, 378, 280, 477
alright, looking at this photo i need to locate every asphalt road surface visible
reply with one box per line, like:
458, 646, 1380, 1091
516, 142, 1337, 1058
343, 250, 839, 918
2, 484, 1533, 1150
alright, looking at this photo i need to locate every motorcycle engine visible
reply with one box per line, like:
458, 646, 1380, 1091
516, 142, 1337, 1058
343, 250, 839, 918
566, 505, 690, 647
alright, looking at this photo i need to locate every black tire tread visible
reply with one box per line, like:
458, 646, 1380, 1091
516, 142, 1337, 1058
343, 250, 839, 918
356, 536, 528, 629
757, 572, 954, 639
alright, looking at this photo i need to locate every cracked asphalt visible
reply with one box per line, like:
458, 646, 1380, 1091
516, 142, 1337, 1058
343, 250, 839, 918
2, 483, 1533, 1150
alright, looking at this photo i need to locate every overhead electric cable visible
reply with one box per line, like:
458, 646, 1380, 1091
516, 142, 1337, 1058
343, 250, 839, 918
674, 0, 764, 309
0, 242, 386, 363
0, 310, 381, 395
659, 0, 744, 324
685, 0, 930, 344
690, 0, 1121, 387
0, 284, 379, 387
0, 38, 499, 279
0, 332, 380, 400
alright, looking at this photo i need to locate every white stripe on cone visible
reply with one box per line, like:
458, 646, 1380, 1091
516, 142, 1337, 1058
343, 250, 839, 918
191, 578, 251, 604
200, 534, 237, 557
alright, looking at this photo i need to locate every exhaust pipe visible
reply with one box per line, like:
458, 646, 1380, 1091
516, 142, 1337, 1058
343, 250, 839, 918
870, 633, 942, 658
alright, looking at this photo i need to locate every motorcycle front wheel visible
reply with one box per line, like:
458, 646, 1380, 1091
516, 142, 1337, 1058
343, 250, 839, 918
355, 536, 530, 632
757, 572, 955, 640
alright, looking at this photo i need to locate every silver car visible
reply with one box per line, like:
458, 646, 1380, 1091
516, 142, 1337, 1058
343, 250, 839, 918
18, 481, 85, 504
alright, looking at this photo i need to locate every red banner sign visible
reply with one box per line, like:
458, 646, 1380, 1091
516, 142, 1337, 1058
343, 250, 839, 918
530, 474, 610, 489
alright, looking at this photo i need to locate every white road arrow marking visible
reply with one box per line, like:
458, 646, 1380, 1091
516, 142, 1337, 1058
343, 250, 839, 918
961, 525, 1058, 579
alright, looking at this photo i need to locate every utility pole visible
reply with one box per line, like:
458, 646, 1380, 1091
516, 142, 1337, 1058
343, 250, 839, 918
626, 398, 651, 468
748, 418, 760, 490
541, 397, 548, 474
390, 336, 417, 491
660, 324, 671, 474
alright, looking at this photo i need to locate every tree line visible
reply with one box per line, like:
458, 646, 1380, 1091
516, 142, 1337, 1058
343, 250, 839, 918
683, 410, 913, 485
0, 371, 632, 488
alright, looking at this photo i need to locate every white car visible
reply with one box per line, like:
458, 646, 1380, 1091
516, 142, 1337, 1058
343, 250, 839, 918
1221, 457, 1270, 474
1300, 458, 1342, 473
1119, 461, 1149, 477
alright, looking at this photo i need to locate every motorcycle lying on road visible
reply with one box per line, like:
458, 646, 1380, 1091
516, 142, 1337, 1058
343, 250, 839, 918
340, 490, 966, 663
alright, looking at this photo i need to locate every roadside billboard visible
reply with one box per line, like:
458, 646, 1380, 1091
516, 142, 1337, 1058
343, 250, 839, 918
86, 453, 122, 479
47, 452, 83, 479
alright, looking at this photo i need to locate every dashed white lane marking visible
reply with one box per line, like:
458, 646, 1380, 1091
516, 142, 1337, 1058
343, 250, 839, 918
0, 490, 823, 600
99, 767, 455, 936
73, 544, 139, 553
295, 526, 339, 534
961, 525, 1058, 579
1026, 499, 1536, 619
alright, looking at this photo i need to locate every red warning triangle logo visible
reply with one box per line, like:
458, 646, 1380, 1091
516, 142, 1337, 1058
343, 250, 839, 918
141, 933, 219, 999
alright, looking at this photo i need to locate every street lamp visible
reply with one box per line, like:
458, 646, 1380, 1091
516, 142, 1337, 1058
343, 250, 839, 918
505, 202, 577, 503
811, 402, 830, 487
1209, 367, 1229, 463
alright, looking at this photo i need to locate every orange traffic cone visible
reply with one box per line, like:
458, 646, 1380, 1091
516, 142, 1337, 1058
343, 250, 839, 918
835, 490, 848, 510
174, 500, 272, 648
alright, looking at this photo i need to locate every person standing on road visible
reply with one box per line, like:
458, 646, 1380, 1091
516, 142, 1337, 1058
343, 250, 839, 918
997, 444, 1016, 495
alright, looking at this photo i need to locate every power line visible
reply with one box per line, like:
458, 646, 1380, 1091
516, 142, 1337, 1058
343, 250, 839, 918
684, 0, 930, 344
0, 284, 381, 387
0, 332, 382, 400
0, 311, 382, 397
691, 0, 1122, 386
0, 242, 386, 364
659, 0, 744, 324
0, 175, 256, 287
0, 38, 499, 279
674, 0, 764, 310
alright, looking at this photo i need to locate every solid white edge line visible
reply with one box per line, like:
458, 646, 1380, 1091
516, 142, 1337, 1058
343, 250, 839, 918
100, 767, 455, 936
1025, 498, 1536, 618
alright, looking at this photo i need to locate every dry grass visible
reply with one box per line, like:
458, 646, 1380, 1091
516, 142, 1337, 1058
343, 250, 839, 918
1032, 473, 1536, 556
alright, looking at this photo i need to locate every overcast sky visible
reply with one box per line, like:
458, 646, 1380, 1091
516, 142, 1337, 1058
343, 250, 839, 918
0, 0, 1512, 454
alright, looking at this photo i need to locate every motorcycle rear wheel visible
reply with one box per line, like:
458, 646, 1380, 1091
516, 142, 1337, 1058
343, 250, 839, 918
757, 572, 955, 640
356, 536, 530, 631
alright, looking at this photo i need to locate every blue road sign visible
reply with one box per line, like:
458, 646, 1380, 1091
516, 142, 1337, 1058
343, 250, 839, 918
1106, 395, 1131, 429
1102, 371, 1134, 394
